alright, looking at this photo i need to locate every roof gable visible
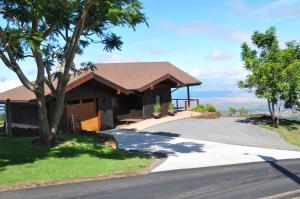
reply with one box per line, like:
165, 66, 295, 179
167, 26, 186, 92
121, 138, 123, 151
0, 62, 201, 102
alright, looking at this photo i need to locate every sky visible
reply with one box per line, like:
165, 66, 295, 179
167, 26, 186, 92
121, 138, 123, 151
1, 0, 300, 111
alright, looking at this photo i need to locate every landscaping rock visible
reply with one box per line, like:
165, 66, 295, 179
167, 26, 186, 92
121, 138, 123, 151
193, 112, 221, 119
95, 133, 118, 149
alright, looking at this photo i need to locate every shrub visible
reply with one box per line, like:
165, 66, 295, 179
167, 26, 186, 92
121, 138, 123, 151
228, 107, 237, 116
192, 105, 206, 112
153, 103, 161, 113
206, 104, 217, 112
239, 108, 248, 116
192, 104, 217, 112
168, 103, 175, 112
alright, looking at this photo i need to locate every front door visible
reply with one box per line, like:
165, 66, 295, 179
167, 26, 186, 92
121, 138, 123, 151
66, 98, 100, 132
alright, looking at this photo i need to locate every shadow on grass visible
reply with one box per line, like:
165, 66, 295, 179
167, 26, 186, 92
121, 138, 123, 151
236, 116, 300, 131
0, 134, 150, 172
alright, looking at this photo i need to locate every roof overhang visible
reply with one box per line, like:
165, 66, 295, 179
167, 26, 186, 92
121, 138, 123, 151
66, 72, 130, 95
138, 73, 186, 92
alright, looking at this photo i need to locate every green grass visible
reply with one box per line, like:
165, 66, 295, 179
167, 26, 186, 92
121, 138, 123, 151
192, 104, 217, 113
260, 120, 300, 147
0, 116, 4, 127
0, 134, 154, 186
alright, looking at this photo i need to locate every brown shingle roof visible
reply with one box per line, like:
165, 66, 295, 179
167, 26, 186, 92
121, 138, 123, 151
0, 62, 201, 102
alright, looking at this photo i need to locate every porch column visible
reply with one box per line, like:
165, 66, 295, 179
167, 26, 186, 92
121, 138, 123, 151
187, 86, 190, 109
5, 99, 12, 137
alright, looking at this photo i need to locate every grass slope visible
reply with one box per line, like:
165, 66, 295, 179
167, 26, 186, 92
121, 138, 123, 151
0, 134, 153, 186
260, 120, 300, 147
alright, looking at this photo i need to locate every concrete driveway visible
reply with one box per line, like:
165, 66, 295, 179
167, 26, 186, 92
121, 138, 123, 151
108, 129, 300, 172
145, 117, 300, 151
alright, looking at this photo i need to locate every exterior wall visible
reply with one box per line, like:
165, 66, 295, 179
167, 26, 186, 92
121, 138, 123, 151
63, 81, 115, 130
143, 87, 171, 119
114, 94, 143, 121
8, 81, 173, 132
11, 102, 39, 126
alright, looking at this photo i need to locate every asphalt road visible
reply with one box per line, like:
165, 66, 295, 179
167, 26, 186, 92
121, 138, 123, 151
145, 117, 300, 151
1, 159, 300, 199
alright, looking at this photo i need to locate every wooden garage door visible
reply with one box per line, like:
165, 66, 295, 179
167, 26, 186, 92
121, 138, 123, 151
66, 99, 100, 132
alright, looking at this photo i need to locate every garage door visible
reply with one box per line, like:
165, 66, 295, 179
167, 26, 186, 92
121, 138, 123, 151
66, 98, 100, 132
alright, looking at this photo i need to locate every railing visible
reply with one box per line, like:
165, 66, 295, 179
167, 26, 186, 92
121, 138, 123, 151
0, 104, 4, 112
172, 98, 199, 110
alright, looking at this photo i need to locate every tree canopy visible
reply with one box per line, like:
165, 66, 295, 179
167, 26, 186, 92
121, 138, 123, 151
239, 27, 300, 124
0, 0, 147, 145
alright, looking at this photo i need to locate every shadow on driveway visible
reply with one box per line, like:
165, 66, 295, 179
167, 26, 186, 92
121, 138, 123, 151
110, 129, 205, 155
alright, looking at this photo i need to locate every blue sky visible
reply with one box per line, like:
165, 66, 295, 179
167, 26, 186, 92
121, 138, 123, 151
1, 0, 300, 109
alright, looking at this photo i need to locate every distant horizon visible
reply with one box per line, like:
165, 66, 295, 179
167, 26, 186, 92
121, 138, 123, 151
0, 0, 300, 105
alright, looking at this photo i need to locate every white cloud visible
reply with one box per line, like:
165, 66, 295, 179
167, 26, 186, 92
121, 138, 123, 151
189, 68, 202, 78
189, 66, 248, 81
99, 54, 139, 63
160, 20, 215, 35
0, 76, 7, 82
189, 65, 249, 92
226, 0, 247, 12
229, 30, 252, 44
228, 0, 300, 22
0, 79, 22, 93
159, 20, 252, 44
149, 48, 168, 55
204, 50, 234, 61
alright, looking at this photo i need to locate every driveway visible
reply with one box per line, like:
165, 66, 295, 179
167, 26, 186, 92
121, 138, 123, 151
145, 117, 299, 151
108, 129, 300, 172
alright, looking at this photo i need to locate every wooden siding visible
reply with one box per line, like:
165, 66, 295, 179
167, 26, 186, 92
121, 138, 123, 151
64, 80, 115, 130
11, 103, 39, 126
143, 87, 171, 119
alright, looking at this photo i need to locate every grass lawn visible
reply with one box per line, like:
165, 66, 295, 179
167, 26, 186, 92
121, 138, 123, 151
260, 120, 300, 147
0, 134, 154, 187
0, 116, 4, 127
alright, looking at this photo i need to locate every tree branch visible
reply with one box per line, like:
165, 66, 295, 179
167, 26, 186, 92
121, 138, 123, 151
43, 24, 57, 39
0, 51, 35, 91
45, 66, 56, 94
64, 0, 92, 74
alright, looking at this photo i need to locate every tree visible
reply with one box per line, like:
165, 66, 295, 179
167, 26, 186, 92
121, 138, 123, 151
280, 41, 300, 112
239, 27, 300, 125
0, 0, 146, 146
239, 107, 248, 117
228, 107, 237, 116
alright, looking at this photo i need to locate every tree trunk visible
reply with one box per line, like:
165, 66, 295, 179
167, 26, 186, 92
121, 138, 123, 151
276, 116, 280, 125
35, 88, 55, 146
50, 82, 68, 135
267, 100, 276, 125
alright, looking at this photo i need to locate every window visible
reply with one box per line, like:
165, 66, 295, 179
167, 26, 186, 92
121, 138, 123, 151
67, 100, 80, 105
155, 95, 161, 104
82, 98, 95, 103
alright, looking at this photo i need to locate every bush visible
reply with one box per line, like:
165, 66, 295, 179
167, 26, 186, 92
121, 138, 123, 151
239, 108, 248, 116
228, 107, 248, 117
192, 105, 206, 112
168, 103, 175, 112
206, 104, 217, 112
153, 103, 161, 113
192, 104, 217, 112
228, 107, 237, 116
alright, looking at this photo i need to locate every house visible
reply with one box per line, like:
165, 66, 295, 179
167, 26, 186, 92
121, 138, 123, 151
0, 62, 201, 132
